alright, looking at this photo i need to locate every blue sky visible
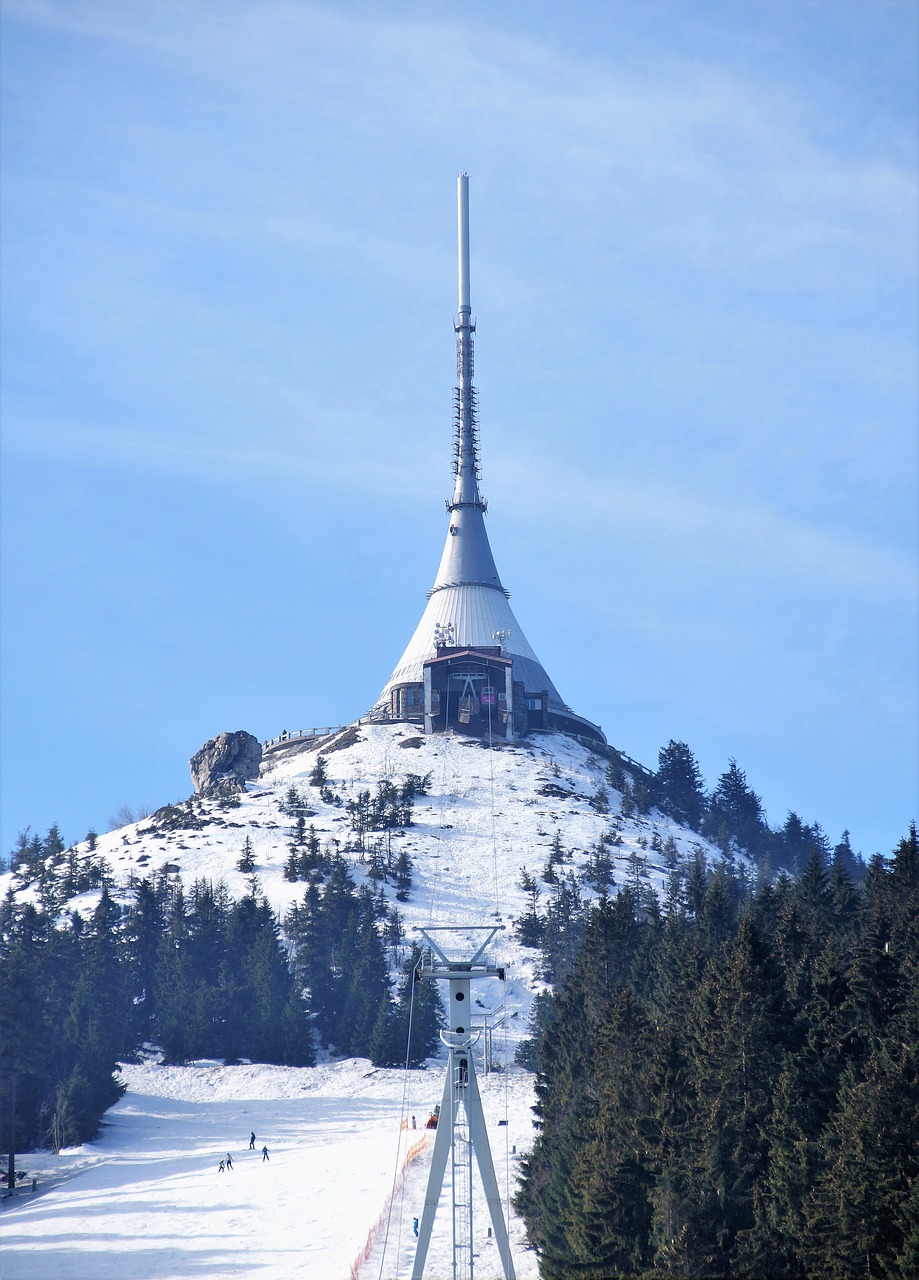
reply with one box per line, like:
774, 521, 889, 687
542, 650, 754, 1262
2, 0, 916, 859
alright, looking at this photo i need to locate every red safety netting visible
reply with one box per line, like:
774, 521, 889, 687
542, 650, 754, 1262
349, 1132, 432, 1280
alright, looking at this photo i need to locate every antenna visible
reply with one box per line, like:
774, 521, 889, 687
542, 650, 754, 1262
411, 928, 517, 1280
451, 174, 484, 513
434, 622, 456, 650
458, 172, 471, 317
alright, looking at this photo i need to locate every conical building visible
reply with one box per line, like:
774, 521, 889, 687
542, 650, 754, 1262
374, 176, 605, 748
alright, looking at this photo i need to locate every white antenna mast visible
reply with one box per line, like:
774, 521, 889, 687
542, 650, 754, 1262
451, 173, 485, 513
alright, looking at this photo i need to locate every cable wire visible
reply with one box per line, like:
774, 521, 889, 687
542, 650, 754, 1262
486, 697, 501, 920
377, 962, 418, 1280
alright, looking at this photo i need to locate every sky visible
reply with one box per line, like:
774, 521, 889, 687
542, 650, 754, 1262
1, 0, 916, 861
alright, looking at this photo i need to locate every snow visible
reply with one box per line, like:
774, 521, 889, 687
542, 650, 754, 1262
1, 1059, 538, 1279
1, 725, 722, 1277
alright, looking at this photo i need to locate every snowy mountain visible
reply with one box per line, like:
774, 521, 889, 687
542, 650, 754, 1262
1, 724, 723, 1279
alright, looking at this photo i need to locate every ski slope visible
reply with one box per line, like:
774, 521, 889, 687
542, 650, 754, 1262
1, 1058, 538, 1279
1, 725, 719, 1277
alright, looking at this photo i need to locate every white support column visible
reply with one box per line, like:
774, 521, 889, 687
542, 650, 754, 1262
412, 1066, 455, 1279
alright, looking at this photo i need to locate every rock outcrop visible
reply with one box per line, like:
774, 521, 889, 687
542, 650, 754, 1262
190, 730, 262, 796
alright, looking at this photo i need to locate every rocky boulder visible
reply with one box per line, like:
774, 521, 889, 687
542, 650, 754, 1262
190, 730, 262, 796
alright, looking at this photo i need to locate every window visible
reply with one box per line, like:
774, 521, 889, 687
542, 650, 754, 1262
526, 697, 542, 711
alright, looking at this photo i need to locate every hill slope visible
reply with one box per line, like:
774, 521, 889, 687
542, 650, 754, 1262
1, 725, 721, 1278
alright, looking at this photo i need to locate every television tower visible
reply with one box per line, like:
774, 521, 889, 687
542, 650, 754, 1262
374, 175, 605, 748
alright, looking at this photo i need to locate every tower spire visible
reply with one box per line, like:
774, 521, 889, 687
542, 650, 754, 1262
451, 173, 484, 512
430, 175, 502, 595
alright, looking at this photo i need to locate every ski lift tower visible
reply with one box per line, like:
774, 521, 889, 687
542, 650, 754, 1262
412, 927, 516, 1280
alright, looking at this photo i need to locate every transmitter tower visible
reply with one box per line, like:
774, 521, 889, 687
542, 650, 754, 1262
374, 175, 604, 748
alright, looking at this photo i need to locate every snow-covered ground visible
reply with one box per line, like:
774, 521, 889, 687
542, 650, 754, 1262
1, 1058, 538, 1279
1, 725, 718, 1277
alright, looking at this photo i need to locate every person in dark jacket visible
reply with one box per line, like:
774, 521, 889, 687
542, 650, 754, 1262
249, 1132, 256, 1150
261, 1146, 269, 1162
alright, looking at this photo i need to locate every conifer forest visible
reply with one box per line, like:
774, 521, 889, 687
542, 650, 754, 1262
515, 825, 919, 1278
0, 817, 443, 1154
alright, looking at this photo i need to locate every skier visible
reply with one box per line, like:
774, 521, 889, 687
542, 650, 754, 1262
413, 1217, 419, 1238
261, 1145, 270, 1162
218, 1159, 225, 1173
225, 1153, 233, 1171
411, 1115, 416, 1129
249, 1131, 256, 1150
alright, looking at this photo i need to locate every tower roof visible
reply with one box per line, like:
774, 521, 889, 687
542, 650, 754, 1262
375, 177, 601, 741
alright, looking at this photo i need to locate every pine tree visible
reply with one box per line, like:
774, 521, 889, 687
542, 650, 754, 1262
125, 876, 166, 1039
831, 828, 863, 880
394, 849, 413, 901
237, 835, 256, 874
346, 789, 372, 855
337, 909, 390, 1058
515, 868, 544, 948
0, 936, 50, 1160
514, 989, 555, 1072
280, 983, 316, 1067
582, 840, 615, 894
654, 740, 706, 830
679, 915, 793, 1273
705, 758, 767, 859
805, 1043, 919, 1276
286, 883, 339, 1048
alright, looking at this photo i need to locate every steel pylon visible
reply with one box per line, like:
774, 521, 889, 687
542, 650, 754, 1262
411, 927, 516, 1280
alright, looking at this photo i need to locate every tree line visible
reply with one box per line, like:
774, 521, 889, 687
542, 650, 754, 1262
614, 740, 865, 880
515, 824, 919, 1278
0, 830, 442, 1157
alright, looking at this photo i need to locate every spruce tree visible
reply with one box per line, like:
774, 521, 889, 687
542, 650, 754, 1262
705, 758, 767, 859
654, 740, 706, 830
515, 868, 544, 948
337, 909, 390, 1058
237, 835, 256, 874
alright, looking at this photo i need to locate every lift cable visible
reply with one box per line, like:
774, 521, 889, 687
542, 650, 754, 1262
485, 697, 501, 920
377, 965, 418, 1280
486, 695, 515, 1247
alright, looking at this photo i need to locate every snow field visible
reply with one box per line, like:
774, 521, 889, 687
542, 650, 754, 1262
1, 1059, 538, 1280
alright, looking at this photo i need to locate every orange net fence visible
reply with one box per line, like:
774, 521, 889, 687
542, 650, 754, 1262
349, 1131, 432, 1280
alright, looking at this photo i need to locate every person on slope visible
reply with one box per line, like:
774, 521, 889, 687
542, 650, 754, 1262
225, 1153, 234, 1171
218, 1159, 225, 1173
249, 1131, 256, 1150
261, 1146, 270, 1162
